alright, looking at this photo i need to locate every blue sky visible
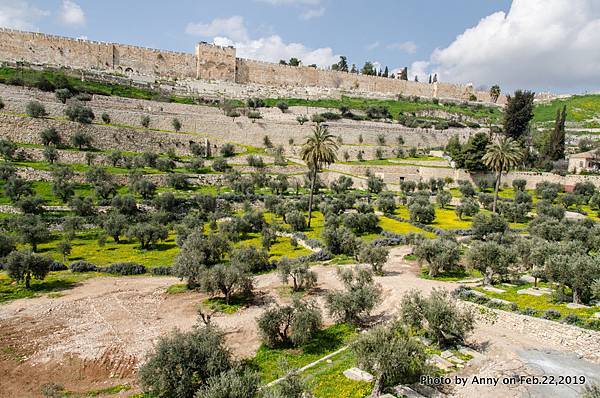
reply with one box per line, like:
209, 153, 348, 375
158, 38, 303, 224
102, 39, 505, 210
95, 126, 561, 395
2, 0, 600, 93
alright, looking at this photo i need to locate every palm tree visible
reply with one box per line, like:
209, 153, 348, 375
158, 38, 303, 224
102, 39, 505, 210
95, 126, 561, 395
482, 137, 524, 213
300, 125, 339, 227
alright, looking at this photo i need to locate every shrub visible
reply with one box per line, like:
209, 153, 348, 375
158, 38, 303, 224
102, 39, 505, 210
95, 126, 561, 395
104, 262, 146, 275
65, 104, 95, 124
247, 111, 262, 122
257, 298, 322, 347
26, 101, 47, 118
541, 309, 562, 320
101, 112, 111, 124
400, 288, 475, 346
141, 115, 151, 128
0, 97, 4, 110
276, 101, 289, 112
296, 115, 309, 125
55, 88, 72, 103
172, 118, 182, 132
562, 313, 581, 325
69, 261, 97, 273
220, 143, 236, 157
152, 266, 173, 276
139, 325, 232, 398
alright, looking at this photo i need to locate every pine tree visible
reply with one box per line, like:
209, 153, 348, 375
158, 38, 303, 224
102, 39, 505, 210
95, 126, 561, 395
547, 105, 567, 160
432, 74, 438, 83
428, 75, 432, 84
383, 66, 389, 78
503, 90, 535, 142
414, 75, 419, 82
350, 64, 358, 74
400, 67, 408, 81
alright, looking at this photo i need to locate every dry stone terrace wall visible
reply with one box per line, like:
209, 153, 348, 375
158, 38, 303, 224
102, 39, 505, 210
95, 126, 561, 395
0, 84, 481, 154
0, 29, 501, 103
0, 114, 201, 156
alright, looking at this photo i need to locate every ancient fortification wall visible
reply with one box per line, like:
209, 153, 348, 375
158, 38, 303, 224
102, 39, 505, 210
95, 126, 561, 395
0, 28, 499, 103
0, 28, 196, 78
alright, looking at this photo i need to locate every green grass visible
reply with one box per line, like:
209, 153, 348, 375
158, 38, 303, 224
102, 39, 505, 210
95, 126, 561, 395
166, 284, 188, 294
304, 349, 372, 398
263, 96, 502, 122
202, 295, 253, 314
0, 67, 196, 105
432, 206, 474, 230
0, 271, 95, 303
62, 385, 132, 397
419, 267, 482, 282
251, 323, 356, 383
473, 282, 599, 319
235, 234, 312, 260
534, 94, 600, 123
37, 230, 180, 268
378, 215, 435, 238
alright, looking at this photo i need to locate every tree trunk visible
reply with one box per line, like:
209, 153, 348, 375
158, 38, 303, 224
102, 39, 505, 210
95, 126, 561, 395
492, 167, 502, 213
370, 376, 383, 398
534, 276, 538, 288
483, 267, 493, 286
573, 287, 581, 305
25, 273, 31, 289
307, 167, 317, 228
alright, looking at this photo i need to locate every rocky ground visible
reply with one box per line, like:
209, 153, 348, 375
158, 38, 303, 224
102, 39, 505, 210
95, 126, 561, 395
0, 247, 599, 397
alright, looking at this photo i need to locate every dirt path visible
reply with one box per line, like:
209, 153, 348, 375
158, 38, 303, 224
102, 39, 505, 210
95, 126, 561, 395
0, 247, 598, 397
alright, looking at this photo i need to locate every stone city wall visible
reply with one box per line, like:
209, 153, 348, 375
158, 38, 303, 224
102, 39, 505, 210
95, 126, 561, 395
0, 28, 196, 79
0, 29, 502, 104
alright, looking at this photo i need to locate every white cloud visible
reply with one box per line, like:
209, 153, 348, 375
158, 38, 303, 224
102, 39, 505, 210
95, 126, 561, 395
414, 0, 600, 92
59, 0, 85, 27
366, 41, 380, 51
188, 16, 339, 67
0, 0, 49, 30
387, 41, 417, 54
300, 7, 325, 20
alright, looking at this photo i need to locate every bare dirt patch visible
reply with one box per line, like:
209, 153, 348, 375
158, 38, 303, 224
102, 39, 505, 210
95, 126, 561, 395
1, 247, 598, 397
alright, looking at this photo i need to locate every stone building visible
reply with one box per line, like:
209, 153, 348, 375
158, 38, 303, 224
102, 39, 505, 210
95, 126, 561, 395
568, 150, 600, 174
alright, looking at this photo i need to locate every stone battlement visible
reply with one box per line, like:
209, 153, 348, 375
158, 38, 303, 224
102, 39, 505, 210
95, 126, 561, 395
0, 28, 501, 103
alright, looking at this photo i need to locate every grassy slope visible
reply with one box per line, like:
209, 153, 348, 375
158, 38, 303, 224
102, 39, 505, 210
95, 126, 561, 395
533, 94, 600, 123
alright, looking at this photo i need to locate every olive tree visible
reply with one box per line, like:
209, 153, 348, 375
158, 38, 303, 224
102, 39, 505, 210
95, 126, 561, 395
358, 243, 389, 276
277, 258, 317, 291
126, 222, 168, 249
353, 321, 429, 398
325, 267, 382, 325
196, 368, 260, 398
436, 190, 452, 209
5, 250, 53, 289
139, 325, 232, 398
257, 298, 322, 347
198, 263, 253, 305
414, 238, 461, 278
9, 214, 49, 252
174, 232, 230, 287
455, 197, 479, 220
466, 240, 516, 285
399, 289, 475, 346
